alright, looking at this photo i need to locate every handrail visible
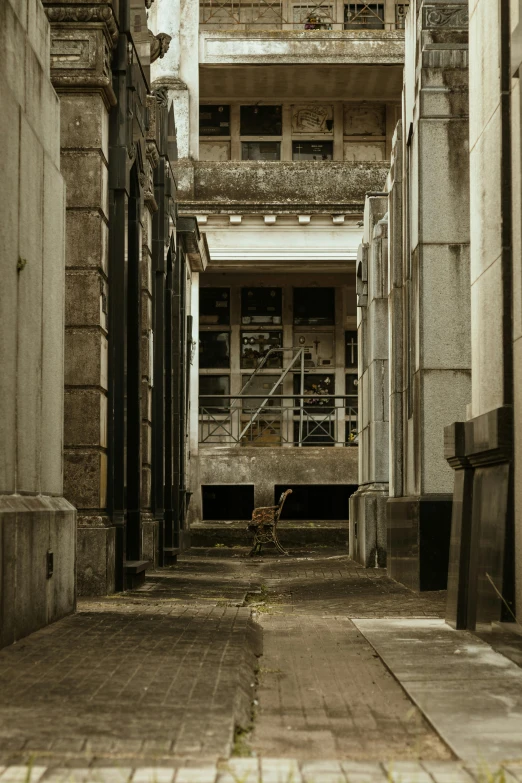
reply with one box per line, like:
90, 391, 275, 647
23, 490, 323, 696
198, 394, 359, 446
238, 348, 307, 441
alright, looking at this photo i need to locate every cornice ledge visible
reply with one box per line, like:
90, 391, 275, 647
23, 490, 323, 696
43, 3, 119, 45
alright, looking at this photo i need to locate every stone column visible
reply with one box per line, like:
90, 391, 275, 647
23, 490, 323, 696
387, 0, 471, 591
1, 0, 76, 648
141, 98, 160, 566
43, 0, 118, 595
151, 0, 199, 197
445, 0, 517, 630
349, 197, 389, 568
512, 0, 522, 624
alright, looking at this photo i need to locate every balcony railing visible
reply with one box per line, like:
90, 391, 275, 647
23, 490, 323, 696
199, 395, 358, 446
200, 1, 408, 31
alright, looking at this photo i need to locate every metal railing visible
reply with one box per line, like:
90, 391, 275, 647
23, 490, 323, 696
199, 395, 358, 446
200, 1, 408, 31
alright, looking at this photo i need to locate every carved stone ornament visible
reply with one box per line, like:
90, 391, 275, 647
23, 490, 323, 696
146, 141, 160, 168
149, 31, 172, 63
153, 86, 169, 108
44, 5, 119, 45
144, 164, 158, 212
423, 4, 468, 29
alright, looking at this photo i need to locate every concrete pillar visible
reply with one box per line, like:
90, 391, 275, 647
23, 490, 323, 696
151, 0, 199, 197
350, 197, 389, 568
43, 0, 119, 595
445, 0, 518, 630
387, 0, 471, 591
512, 0, 522, 627
0, 0, 76, 648
141, 102, 161, 565
387, 121, 403, 501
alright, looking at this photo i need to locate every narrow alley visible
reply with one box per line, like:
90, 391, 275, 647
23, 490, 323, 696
1, 548, 521, 782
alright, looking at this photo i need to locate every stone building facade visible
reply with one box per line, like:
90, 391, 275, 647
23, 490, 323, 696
40, 0, 207, 595
0, 0, 76, 646
352, 0, 471, 588
354, 0, 522, 632
445, 0, 522, 630
149, 0, 410, 534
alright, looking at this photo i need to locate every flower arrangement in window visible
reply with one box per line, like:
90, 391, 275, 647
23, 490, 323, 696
305, 376, 332, 406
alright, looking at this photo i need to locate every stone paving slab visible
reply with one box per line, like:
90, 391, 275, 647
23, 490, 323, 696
249, 614, 451, 761
353, 619, 522, 764
0, 760, 516, 783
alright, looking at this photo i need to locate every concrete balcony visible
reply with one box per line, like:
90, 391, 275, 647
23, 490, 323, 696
199, 29, 404, 65
176, 160, 389, 212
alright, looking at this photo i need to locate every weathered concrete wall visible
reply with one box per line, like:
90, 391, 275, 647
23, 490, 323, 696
181, 161, 389, 203
443, 0, 519, 630
0, 0, 76, 648
199, 30, 405, 65
190, 447, 358, 523
387, 0, 470, 592
349, 197, 389, 568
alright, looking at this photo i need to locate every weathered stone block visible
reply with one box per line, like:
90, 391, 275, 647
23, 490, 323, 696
141, 422, 152, 464
369, 298, 389, 361
142, 516, 158, 568
141, 381, 152, 422
0, 497, 76, 649
370, 419, 389, 483
64, 389, 107, 448
65, 270, 106, 328
48, 503, 77, 623
420, 243, 471, 370
1, 0, 26, 104
0, 81, 20, 493
17, 115, 44, 494
470, 259, 504, 417
141, 332, 152, 380
141, 292, 153, 329
65, 329, 108, 389
64, 450, 107, 509
24, 30, 60, 166
422, 369, 471, 495
60, 92, 109, 158
77, 526, 115, 596
66, 210, 108, 272
142, 466, 152, 509
418, 119, 470, 245
41, 155, 66, 497
469, 0, 500, 149
469, 106, 502, 285
61, 150, 109, 214
368, 359, 386, 424
349, 483, 388, 567
27, 0, 50, 72
14, 506, 49, 640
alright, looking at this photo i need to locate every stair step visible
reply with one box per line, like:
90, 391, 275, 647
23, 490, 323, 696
190, 521, 348, 548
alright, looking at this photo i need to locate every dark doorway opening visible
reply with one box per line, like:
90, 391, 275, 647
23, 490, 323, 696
202, 485, 255, 520
275, 485, 357, 520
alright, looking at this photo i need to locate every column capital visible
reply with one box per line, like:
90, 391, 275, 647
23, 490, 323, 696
43, 1, 118, 107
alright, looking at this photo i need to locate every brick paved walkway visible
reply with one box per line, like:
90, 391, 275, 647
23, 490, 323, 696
0, 758, 520, 782
0, 547, 501, 779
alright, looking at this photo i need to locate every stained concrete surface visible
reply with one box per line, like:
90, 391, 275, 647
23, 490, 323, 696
0, 548, 520, 779
353, 618, 522, 764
